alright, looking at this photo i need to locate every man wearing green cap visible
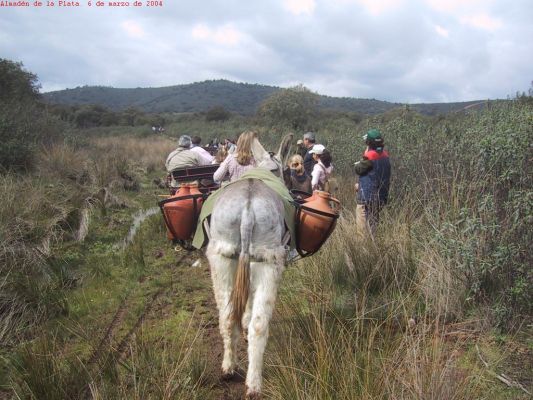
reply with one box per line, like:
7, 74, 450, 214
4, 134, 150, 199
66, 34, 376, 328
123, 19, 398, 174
354, 129, 391, 237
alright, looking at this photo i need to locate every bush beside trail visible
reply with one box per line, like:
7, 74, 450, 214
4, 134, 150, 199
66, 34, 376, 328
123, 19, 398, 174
0, 59, 66, 171
256, 99, 533, 325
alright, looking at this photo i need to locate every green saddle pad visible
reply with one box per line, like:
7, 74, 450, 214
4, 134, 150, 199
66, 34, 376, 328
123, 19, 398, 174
191, 168, 296, 249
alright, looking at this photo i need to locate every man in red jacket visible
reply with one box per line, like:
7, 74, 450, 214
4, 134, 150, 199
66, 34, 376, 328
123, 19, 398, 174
354, 129, 391, 238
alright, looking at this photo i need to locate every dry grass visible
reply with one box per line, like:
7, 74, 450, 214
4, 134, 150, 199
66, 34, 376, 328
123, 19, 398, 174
38, 144, 90, 183
90, 135, 175, 174
0, 136, 172, 347
8, 314, 212, 400
0, 174, 73, 346
263, 188, 487, 399
265, 303, 481, 400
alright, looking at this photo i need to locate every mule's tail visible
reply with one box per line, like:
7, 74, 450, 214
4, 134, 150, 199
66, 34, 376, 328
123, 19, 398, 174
230, 181, 254, 330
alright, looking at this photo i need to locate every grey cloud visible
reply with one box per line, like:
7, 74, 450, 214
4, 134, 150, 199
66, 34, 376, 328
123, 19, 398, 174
0, 0, 531, 102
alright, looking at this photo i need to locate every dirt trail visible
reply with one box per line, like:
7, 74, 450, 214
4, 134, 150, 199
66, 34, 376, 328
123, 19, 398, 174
188, 256, 248, 400
113, 195, 247, 398
150, 246, 248, 400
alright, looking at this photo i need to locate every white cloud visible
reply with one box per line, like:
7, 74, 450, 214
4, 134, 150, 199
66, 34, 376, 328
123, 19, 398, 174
425, 0, 487, 13
461, 14, 502, 30
283, 0, 315, 16
435, 24, 449, 37
213, 26, 242, 45
121, 20, 145, 39
356, 0, 404, 16
191, 23, 243, 46
192, 24, 210, 39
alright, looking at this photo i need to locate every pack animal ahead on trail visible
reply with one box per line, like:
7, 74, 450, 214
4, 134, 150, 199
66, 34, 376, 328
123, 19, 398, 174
159, 131, 340, 398
199, 132, 293, 397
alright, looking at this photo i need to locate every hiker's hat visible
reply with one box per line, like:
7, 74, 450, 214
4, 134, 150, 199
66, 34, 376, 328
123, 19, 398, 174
309, 144, 325, 155
178, 135, 192, 148
363, 129, 382, 141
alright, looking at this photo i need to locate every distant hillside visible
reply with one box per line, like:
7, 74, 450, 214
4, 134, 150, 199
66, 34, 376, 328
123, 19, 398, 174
43, 79, 485, 116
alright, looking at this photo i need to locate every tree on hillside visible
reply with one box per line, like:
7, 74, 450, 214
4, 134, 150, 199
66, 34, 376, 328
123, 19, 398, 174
516, 80, 533, 104
121, 107, 145, 126
0, 59, 60, 171
0, 59, 40, 103
205, 105, 231, 122
257, 84, 318, 130
73, 104, 109, 128
147, 114, 166, 128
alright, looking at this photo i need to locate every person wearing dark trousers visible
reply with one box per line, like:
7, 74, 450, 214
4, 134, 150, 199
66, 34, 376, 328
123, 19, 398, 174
354, 129, 391, 238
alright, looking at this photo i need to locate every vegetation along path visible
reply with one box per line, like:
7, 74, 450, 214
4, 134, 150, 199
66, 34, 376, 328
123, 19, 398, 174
1, 63, 532, 397
0, 148, 252, 399
2, 131, 532, 399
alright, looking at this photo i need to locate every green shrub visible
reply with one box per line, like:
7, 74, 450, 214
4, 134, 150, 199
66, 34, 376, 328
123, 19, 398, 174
258, 84, 319, 130
205, 105, 231, 122
0, 59, 65, 171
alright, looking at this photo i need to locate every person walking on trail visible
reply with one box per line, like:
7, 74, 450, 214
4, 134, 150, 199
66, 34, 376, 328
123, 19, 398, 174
165, 135, 210, 188
309, 144, 333, 192
302, 132, 317, 175
354, 129, 391, 238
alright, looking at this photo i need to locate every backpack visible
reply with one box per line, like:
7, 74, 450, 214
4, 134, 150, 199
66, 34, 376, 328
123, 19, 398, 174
318, 163, 335, 193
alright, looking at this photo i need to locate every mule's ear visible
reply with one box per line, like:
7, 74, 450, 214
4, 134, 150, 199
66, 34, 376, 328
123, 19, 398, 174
277, 133, 294, 167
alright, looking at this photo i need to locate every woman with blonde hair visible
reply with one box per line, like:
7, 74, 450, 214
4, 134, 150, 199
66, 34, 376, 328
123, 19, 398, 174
286, 154, 312, 194
214, 146, 228, 164
214, 131, 258, 183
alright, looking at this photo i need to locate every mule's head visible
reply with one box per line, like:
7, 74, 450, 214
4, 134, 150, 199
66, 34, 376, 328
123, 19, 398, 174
256, 133, 294, 179
257, 154, 280, 176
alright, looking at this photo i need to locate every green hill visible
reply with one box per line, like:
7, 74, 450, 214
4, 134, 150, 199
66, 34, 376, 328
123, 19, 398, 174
42, 79, 487, 115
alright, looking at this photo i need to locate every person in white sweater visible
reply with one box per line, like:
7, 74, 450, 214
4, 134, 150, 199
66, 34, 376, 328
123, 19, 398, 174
309, 144, 333, 191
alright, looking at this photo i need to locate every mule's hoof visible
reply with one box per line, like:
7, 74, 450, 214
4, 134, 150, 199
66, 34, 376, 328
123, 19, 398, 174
221, 371, 236, 381
246, 391, 262, 399
221, 369, 245, 382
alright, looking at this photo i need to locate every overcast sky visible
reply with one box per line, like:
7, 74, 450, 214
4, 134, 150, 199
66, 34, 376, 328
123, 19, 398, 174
1, 0, 531, 103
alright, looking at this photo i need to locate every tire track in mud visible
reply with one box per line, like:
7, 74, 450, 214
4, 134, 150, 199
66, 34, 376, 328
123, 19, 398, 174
156, 248, 247, 400
115, 289, 163, 361
87, 297, 129, 365
88, 252, 190, 365
114, 208, 247, 400
93, 201, 247, 399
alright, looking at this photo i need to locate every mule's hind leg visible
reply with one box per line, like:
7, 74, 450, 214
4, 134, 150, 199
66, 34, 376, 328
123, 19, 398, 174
245, 260, 284, 396
242, 298, 253, 341
207, 251, 240, 376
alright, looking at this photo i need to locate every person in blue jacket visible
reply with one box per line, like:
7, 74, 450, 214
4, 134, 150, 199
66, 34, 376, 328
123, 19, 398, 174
354, 129, 391, 237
